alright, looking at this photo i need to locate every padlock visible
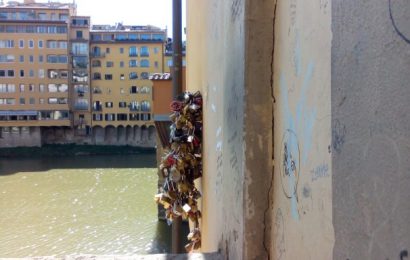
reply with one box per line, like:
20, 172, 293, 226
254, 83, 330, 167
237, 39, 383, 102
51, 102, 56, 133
170, 166, 181, 182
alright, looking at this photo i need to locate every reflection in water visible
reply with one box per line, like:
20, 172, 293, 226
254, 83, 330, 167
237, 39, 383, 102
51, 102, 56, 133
0, 154, 173, 257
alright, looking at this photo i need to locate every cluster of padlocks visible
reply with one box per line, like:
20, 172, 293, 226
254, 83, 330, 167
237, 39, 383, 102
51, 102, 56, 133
155, 91, 203, 252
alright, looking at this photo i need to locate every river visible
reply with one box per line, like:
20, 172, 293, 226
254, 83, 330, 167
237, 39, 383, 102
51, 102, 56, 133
0, 154, 174, 257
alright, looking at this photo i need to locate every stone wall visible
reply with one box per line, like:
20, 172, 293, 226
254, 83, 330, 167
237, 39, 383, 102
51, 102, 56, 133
332, 0, 410, 258
0, 126, 42, 147
0, 126, 156, 148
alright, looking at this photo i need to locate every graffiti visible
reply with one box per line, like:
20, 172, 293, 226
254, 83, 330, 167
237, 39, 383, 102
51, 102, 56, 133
311, 163, 329, 182
280, 60, 316, 220
231, 0, 243, 22
274, 208, 286, 260
280, 129, 300, 199
319, 0, 328, 14
332, 119, 346, 153
389, 0, 410, 45
302, 183, 311, 198
290, 0, 297, 27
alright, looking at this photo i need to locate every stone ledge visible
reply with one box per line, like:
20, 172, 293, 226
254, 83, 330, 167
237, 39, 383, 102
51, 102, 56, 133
4, 253, 222, 260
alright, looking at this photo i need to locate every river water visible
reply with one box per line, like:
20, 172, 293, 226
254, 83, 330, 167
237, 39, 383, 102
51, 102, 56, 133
0, 154, 172, 257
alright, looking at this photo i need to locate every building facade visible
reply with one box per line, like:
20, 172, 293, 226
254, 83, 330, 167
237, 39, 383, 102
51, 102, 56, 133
0, 0, 171, 147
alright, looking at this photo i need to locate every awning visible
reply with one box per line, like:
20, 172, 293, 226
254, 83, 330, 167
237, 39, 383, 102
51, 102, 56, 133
0, 110, 37, 116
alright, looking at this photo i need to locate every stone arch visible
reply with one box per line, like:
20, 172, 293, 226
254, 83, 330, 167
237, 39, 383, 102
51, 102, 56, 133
117, 125, 126, 145
126, 125, 133, 143
148, 125, 156, 140
134, 125, 141, 144
93, 125, 104, 144
105, 125, 117, 145
141, 125, 148, 144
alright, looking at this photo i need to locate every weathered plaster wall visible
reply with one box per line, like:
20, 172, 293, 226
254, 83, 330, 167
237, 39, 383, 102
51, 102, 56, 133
272, 0, 334, 259
187, 0, 246, 258
332, 1, 410, 259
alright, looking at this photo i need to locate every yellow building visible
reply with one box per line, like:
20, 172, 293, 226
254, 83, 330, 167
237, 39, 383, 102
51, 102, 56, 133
0, 1, 165, 147
89, 24, 166, 129
0, 0, 75, 128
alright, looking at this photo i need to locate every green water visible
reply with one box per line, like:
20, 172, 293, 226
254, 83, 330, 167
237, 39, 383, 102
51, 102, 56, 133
0, 154, 172, 257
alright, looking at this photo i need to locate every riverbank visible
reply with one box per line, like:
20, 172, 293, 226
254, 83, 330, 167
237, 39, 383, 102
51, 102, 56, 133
0, 144, 156, 158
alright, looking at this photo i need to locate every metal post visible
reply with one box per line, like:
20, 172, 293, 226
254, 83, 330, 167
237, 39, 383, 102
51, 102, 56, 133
171, 0, 183, 254
172, 0, 183, 99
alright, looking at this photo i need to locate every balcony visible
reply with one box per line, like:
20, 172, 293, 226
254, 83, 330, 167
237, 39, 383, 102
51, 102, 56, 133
93, 106, 103, 112
90, 52, 106, 58
74, 104, 89, 110
129, 53, 138, 57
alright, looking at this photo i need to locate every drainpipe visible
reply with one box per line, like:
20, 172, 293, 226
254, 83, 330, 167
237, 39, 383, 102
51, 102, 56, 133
171, 0, 182, 254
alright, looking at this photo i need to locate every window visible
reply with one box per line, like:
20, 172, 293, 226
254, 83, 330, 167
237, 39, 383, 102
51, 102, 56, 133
28, 40, 34, 48
153, 34, 164, 41
140, 46, 149, 56
39, 84, 45, 92
19, 55, 24, 62
167, 59, 173, 67
120, 47, 124, 54
129, 72, 138, 80
106, 47, 110, 54
29, 98, 35, 105
93, 87, 102, 94
129, 46, 138, 56
39, 98, 44, 104
116, 34, 127, 40
120, 88, 125, 94
140, 59, 150, 67
74, 98, 89, 110
155, 61, 159, 68
129, 60, 138, 67
93, 101, 102, 111
130, 86, 138, 94
105, 113, 115, 121
0, 54, 15, 63
120, 61, 124, 67
72, 43, 88, 55
48, 70, 58, 79
117, 113, 127, 121
20, 70, 24, 77
119, 102, 127, 108
38, 55, 43, 63
0, 84, 15, 93
19, 39, 24, 48
72, 70, 88, 82
140, 86, 151, 93
93, 113, 103, 121
120, 74, 125, 80
91, 34, 102, 41
29, 69, 34, 77
76, 30, 83, 39
141, 100, 151, 111
0, 40, 14, 48
92, 60, 101, 67
38, 69, 45, 78
47, 55, 68, 63
103, 34, 113, 41
93, 73, 101, 80
29, 84, 35, 92
106, 61, 114, 67
48, 84, 68, 93
29, 55, 34, 63
19, 98, 25, 105
141, 34, 151, 40
129, 34, 137, 40
48, 98, 67, 104
140, 72, 149, 79
38, 13, 47, 20
104, 74, 113, 80
105, 102, 113, 108
38, 40, 43, 48
129, 101, 140, 111
60, 70, 68, 79
154, 47, 159, 54
0, 70, 14, 77
19, 84, 24, 92
0, 98, 15, 105
73, 56, 88, 68
129, 113, 139, 121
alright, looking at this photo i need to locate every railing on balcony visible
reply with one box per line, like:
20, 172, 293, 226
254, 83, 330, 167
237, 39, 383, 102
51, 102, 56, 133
74, 104, 89, 110
90, 52, 106, 58
93, 105, 103, 112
